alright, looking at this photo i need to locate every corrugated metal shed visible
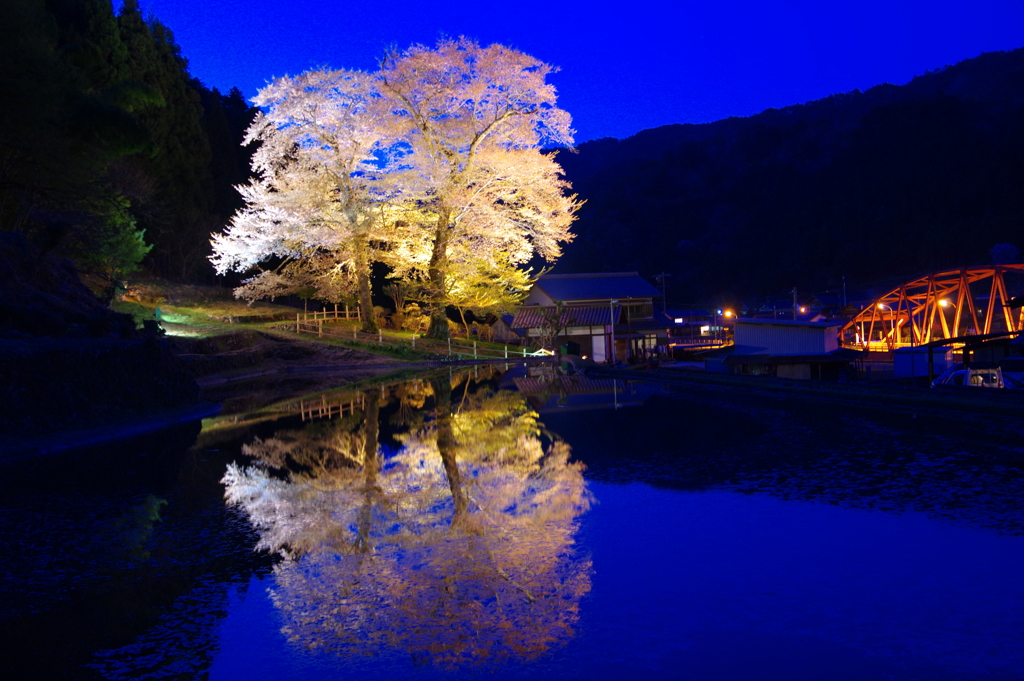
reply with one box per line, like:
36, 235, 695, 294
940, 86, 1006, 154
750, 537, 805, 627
734, 318, 841, 355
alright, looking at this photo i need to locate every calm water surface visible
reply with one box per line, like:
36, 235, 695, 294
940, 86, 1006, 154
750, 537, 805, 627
3, 367, 1023, 680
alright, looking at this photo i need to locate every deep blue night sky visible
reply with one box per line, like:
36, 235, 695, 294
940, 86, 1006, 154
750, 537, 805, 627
144, 0, 1023, 143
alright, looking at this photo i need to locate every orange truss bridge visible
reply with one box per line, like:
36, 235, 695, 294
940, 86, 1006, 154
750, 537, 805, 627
841, 265, 1024, 352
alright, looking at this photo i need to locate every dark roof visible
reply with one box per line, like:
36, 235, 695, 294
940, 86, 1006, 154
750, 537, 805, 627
535, 272, 661, 302
697, 345, 737, 358
511, 305, 619, 328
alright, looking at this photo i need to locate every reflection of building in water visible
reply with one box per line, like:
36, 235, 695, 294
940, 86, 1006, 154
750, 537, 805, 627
513, 367, 661, 412
222, 376, 592, 668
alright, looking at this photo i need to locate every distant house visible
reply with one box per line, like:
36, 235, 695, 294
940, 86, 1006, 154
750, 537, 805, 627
665, 307, 711, 343
511, 272, 670, 362
752, 297, 819, 320
488, 314, 524, 344
703, 318, 862, 380
752, 292, 874, 322
666, 308, 710, 325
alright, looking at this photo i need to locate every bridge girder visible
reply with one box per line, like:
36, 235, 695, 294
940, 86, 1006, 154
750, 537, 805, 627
841, 265, 1024, 351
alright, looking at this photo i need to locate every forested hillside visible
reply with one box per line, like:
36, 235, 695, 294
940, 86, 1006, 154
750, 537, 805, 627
556, 49, 1024, 303
0, 0, 255, 288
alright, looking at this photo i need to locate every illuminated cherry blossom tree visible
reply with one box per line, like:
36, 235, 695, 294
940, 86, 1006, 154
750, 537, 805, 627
209, 69, 402, 332
380, 38, 579, 338
210, 39, 579, 338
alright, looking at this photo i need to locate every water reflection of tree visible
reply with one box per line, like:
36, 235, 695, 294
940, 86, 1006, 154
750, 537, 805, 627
223, 375, 592, 667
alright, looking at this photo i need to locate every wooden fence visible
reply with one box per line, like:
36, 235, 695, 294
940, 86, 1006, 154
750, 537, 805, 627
299, 304, 359, 322
293, 314, 546, 360
298, 392, 366, 422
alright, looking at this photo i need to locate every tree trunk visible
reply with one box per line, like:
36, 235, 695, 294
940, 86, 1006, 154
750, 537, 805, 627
355, 240, 377, 333
354, 391, 380, 554
432, 377, 467, 523
426, 210, 451, 339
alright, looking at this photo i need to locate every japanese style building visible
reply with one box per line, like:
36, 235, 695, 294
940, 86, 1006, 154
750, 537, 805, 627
510, 272, 671, 362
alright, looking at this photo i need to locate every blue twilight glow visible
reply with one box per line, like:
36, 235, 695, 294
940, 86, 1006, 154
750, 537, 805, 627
141, 0, 1024, 143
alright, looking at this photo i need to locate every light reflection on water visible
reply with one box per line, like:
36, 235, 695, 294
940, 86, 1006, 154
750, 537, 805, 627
2, 367, 1024, 680
208, 484, 1024, 681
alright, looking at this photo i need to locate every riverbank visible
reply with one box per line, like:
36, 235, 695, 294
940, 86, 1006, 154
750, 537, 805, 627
0, 335, 202, 439
592, 362, 1024, 418
0, 401, 222, 461
0, 326, 418, 456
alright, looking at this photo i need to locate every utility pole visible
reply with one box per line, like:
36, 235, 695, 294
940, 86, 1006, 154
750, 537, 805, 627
609, 300, 618, 364
791, 287, 798, 320
654, 272, 672, 315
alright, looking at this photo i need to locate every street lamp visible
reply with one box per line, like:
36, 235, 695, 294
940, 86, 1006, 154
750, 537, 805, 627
868, 303, 890, 349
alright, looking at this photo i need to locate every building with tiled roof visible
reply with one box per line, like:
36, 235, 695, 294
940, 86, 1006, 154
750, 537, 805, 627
512, 272, 669, 362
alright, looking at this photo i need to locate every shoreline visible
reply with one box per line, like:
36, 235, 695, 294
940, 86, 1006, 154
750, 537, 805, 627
1, 401, 223, 461
592, 363, 1024, 418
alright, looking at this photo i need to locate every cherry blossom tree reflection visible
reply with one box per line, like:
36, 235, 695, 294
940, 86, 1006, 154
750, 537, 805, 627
223, 377, 591, 667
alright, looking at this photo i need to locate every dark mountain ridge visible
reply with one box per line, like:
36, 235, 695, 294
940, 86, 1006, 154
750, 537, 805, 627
556, 48, 1024, 305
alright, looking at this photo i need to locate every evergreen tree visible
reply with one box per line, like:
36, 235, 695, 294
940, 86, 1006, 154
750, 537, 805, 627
0, 0, 260, 293
117, 0, 216, 279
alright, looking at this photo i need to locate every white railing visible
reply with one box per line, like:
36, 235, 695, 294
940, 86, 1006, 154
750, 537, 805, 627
293, 314, 548, 360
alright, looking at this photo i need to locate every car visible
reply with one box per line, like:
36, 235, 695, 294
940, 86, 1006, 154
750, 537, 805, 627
931, 368, 968, 387
931, 366, 1020, 389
